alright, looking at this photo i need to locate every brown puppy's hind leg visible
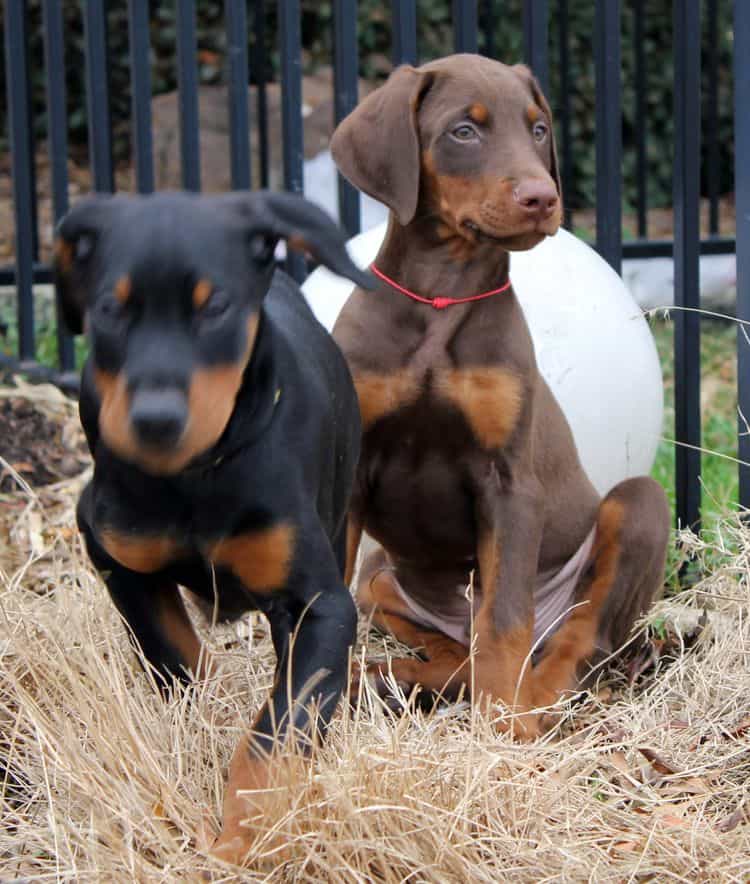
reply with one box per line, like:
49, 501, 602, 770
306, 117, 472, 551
353, 548, 470, 704
532, 476, 669, 723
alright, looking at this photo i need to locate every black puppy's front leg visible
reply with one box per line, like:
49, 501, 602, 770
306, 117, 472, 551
212, 527, 356, 863
78, 488, 208, 691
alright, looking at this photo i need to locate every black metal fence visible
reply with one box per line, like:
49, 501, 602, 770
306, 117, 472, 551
2, 0, 749, 531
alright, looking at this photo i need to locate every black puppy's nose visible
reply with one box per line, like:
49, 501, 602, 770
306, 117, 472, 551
130, 390, 188, 448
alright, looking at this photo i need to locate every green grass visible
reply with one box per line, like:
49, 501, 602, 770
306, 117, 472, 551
0, 295, 88, 371
648, 316, 739, 523
648, 315, 740, 584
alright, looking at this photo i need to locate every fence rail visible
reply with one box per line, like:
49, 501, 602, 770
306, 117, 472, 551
1, 0, 747, 529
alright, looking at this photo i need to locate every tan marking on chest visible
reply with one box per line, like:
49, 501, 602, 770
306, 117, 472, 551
434, 367, 523, 449
209, 522, 296, 593
114, 275, 132, 304
98, 529, 182, 573
192, 278, 213, 309
353, 370, 421, 429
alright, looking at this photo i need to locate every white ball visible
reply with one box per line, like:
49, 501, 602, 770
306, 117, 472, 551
302, 223, 663, 496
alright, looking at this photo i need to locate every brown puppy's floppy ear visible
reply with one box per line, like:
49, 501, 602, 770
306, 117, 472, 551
512, 64, 562, 201
53, 196, 116, 334
217, 190, 375, 290
330, 66, 437, 226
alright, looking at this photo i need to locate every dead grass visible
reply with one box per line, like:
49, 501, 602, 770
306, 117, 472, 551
1, 383, 750, 882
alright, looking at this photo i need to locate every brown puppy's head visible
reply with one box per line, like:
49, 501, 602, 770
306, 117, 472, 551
331, 54, 561, 255
54, 191, 372, 474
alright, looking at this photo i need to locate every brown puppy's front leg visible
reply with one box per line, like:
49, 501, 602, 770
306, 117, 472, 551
472, 463, 544, 740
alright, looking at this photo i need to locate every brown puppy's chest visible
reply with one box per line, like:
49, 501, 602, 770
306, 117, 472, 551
352, 359, 522, 564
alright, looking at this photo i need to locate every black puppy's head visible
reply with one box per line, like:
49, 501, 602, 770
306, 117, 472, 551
55, 191, 371, 474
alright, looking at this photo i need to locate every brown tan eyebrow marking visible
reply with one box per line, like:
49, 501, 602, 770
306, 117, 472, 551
114, 275, 132, 304
526, 104, 541, 124
468, 102, 489, 124
193, 278, 213, 309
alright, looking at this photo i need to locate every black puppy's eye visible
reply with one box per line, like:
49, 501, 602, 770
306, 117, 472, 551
199, 289, 231, 320
75, 233, 96, 262
532, 121, 548, 142
450, 123, 479, 143
95, 295, 125, 323
249, 233, 276, 264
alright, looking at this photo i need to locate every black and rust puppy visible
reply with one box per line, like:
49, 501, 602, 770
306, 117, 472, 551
54, 191, 371, 864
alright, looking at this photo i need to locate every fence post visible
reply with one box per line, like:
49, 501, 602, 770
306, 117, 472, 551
128, 0, 155, 194
523, 0, 549, 94
176, 0, 201, 191
226, 0, 251, 191
735, 1, 750, 507
333, 0, 361, 236
279, 0, 306, 282
706, 0, 720, 236
4, 0, 36, 364
252, 0, 270, 189
42, 0, 75, 370
557, 0, 573, 227
673, 0, 702, 531
633, 0, 648, 239
594, 0, 622, 274
453, 0, 478, 53
83, 1, 114, 192
392, 0, 417, 66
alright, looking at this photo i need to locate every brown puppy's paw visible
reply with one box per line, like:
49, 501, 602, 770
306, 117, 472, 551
533, 685, 576, 734
210, 831, 251, 868
490, 706, 541, 742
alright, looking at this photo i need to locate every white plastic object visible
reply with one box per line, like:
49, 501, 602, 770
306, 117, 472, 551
301, 223, 663, 496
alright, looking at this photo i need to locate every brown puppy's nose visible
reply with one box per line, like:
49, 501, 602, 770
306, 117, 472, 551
513, 180, 559, 219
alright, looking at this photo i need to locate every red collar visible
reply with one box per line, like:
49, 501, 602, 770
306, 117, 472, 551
370, 264, 512, 309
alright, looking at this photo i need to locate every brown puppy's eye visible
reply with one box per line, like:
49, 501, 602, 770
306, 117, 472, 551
532, 121, 548, 142
450, 124, 479, 142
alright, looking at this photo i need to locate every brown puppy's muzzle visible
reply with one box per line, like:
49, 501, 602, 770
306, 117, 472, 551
436, 174, 560, 251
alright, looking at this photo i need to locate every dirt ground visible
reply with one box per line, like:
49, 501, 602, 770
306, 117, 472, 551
0, 390, 88, 492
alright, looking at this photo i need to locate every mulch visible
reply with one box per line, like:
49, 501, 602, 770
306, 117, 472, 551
0, 391, 88, 493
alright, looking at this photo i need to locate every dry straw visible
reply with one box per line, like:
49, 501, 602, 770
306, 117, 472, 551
1, 383, 749, 881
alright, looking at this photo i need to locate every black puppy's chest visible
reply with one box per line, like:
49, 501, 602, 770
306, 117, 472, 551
87, 459, 294, 595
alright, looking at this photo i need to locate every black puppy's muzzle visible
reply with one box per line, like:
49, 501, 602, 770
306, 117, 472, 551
129, 389, 188, 449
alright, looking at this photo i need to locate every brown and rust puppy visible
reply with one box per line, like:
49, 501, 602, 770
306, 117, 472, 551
331, 54, 670, 737
54, 191, 372, 864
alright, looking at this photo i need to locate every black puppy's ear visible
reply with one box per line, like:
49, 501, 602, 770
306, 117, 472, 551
512, 64, 562, 202
330, 66, 437, 226
54, 196, 115, 334
218, 191, 375, 290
